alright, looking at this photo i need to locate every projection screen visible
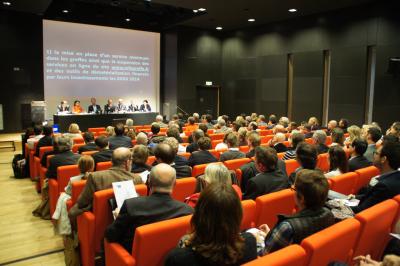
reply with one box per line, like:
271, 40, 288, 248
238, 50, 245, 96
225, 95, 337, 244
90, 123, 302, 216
43, 19, 160, 118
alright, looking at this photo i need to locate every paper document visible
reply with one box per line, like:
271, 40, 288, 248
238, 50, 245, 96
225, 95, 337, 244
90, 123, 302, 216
112, 180, 138, 209
139, 170, 150, 183
390, 233, 400, 240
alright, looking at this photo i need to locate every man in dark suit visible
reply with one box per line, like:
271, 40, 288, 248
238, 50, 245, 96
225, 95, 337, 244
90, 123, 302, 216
351, 142, 400, 213
35, 125, 53, 156
246, 131, 261, 158
108, 123, 133, 150
87, 97, 102, 114
163, 137, 189, 167
348, 139, 372, 172
188, 137, 217, 167
78, 132, 98, 154
312, 130, 329, 154
219, 133, 246, 162
57, 100, 70, 112
270, 133, 288, 154
104, 99, 116, 114
154, 143, 191, 178
243, 146, 290, 200
116, 98, 126, 112
139, 99, 151, 112
46, 136, 81, 179
186, 129, 204, 153
69, 147, 142, 219
105, 163, 193, 252
91, 136, 113, 169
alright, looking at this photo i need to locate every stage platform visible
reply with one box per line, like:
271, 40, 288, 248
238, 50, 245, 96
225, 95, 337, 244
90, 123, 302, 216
54, 112, 158, 132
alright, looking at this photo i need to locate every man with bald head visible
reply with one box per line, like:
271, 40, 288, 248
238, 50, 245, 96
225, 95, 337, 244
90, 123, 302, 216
270, 132, 288, 153
69, 147, 142, 218
327, 120, 337, 135
105, 163, 193, 252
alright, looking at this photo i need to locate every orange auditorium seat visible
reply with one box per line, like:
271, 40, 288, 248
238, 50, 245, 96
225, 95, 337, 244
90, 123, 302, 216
29, 141, 39, 179
81, 150, 98, 156
325, 136, 332, 146
72, 143, 85, 153
277, 152, 285, 160
353, 199, 399, 260
96, 161, 112, 171
88, 127, 105, 134
211, 139, 223, 149
284, 159, 300, 176
178, 152, 191, 159
208, 149, 221, 160
261, 135, 274, 144
209, 133, 225, 141
354, 166, 380, 194
171, 177, 196, 202
316, 153, 329, 173
104, 215, 191, 266
49, 165, 80, 217
301, 218, 361, 266
78, 185, 148, 266
305, 138, 314, 145
73, 137, 85, 144
223, 158, 252, 171
192, 162, 222, 177
239, 145, 250, 153
329, 172, 358, 195
66, 180, 87, 211
241, 200, 257, 230
255, 189, 296, 228
259, 130, 273, 136
146, 156, 156, 165
242, 244, 308, 266
34, 146, 53, 191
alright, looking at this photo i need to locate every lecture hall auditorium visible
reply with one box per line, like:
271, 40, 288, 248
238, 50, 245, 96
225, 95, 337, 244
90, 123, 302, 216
1, 0, 400, 265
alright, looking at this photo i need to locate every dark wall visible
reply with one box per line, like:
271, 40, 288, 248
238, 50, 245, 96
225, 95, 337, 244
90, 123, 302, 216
0, 11, 44, 132
174, 1, 400, 127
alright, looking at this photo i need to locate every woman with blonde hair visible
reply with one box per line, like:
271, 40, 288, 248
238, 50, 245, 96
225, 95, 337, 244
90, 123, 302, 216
106, 126, 115, 137
63, 123, 83, 141
185, 163, 242, 207
344, 125, 361, 147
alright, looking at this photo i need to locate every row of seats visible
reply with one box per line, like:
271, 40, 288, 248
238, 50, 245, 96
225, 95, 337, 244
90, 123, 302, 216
72, 165, 380, 266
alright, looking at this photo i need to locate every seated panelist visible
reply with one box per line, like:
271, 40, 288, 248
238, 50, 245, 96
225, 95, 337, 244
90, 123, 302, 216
127, 100, 139, 112
116, 98, 126, 112
140, 99, 151, 112
72, 100, 84, 114
57, 100, 70, 113
88, 97, 102, 114
104, 99, 116, 114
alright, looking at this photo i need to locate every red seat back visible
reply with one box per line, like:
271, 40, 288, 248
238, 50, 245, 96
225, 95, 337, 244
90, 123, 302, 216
255, 189, 296, 228
329, 172, 358, 195
242, 244, 308, 266
241, 200, 257, 230
72, 143, 85, 153
354, 166, 380, 194
353, 199, 399, 260
223, 158, 252, 171
316, 153, 329, 173
284, 159, 300, 176
57, 165, 81, 193
301, 218, 361, 266
39, 146, 53, 158
192, 162, 223, 177
96, 161, 112, 171
171, 177, 196, 202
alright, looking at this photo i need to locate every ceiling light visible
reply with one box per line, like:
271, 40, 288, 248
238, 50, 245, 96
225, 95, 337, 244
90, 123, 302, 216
198, 8, 206, 12
193, 9, 198, 13
3, 1, 11, 6
216, 26, 223, 30
125, 18, 131, 22
288, 8, 297, 12
62, 9, 69, 13
248, 18, 255, 22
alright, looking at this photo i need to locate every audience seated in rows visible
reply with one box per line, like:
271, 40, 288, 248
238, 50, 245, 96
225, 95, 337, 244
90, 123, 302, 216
167, 126, 184, 145
348, 138, 372, 172
214, 118, 230, 134
365, 126, 383, 162
351, 141, 400, 213
155, 114, 168, 128
243, 146, 289, 200
270, 132, 288, 153
63, 123, 82, 140
308, 116, 320, 131
338, 118, 349, 133
166, 184, 257, 265
124, 118, 136, 140
238, 127, 248, 146
344, 125, 361, 147
91, 136, 113, 169
202, 114, 214, 129
246, 131, 261, 158
260, 169, 335, 254
219, 133, 246, 162
283, 131, 305, 160
327, 120, 337, 135
46, 136, 81, 179
154, 143, 191, 178
186, 129, 204, 153
188, 137, 217, 167
108, 123, 133, 150
78, 132, 97, 154
267, 114, 278, 129
186, 164, 242, 207
164, 137, 188, 167
69, 147, 142, 219
330, 127, 345, 147
289, 142, 318, 184
325, 145, 348, 178
35, 125, 53, 156
27, 125, 44, 149
105, 163, 193, 253
186, 116, 198, 132
312, 130, 329, 154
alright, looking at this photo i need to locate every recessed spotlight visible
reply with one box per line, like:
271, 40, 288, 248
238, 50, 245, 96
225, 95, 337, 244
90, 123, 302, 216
193, 9, 198, 13
2, 1, 11, 6
198, 8, 206, 12
288, 8, 297, 12
248, 18, 255, 22
125, 18, 131, 22
216, 26, 223, 30
62, 9, 69, 13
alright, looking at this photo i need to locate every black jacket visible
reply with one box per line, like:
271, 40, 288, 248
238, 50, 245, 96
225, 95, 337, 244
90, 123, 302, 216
316, 143, 329, 154
186, 143, 199, 153
219, 150, 246, 162
35, 136, 53, 156
352, 170, 400, 213
105, 192, 193, 252
108, 135, 133, 150
175, 155, 189, 166
92, 149, 113, 169
348, 155, 372, 172
87, 104, 101, 114
46, 151, 81, 179
104, 104, 115, 114
78, 143, 98, 154
243, 168, 290, 200
188, 150, 218, 167
273, 143, 288, 153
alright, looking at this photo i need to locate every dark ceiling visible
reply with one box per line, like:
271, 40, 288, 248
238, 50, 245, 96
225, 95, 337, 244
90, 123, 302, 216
0, 0, 378, 31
